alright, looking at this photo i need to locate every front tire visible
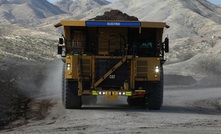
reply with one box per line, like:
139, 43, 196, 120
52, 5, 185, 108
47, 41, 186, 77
62, 64, 82, 109
127, 97, 143, 106
146, 68, 164, 110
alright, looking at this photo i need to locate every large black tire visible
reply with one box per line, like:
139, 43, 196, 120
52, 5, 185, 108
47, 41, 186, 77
146, 68, 164, 110
127, 97, 134, 106
62, 64, 82, 109
127, 97, 143, 106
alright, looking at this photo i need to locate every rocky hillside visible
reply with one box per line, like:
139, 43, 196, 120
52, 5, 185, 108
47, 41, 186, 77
55, 0, 110, 16
0, 20, 58, 63
0, 0, 65, 22
0, 0, 221, 85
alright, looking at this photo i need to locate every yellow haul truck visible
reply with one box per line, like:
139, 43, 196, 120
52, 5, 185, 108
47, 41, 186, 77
55, 20, 169, 110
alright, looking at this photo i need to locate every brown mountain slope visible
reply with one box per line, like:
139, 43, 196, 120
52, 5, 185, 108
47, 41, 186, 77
55, 0, 110, 16
0, 0, 65, 21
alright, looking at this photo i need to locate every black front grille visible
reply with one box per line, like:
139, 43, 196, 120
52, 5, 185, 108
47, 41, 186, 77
95, 59, 130, 89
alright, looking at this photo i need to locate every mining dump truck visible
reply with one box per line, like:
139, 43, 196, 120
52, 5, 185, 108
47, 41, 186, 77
55, 20, 169, 110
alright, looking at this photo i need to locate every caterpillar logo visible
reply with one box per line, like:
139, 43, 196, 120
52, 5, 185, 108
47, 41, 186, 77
109, 75, 115, 79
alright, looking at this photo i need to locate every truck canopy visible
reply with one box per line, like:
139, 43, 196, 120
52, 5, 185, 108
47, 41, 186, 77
54, 20, 169, 29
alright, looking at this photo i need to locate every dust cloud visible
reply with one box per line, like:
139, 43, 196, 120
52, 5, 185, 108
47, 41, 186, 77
13, 60, 63, 98
40, 60, 63, 97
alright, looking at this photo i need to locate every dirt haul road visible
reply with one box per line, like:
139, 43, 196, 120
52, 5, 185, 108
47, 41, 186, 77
1, 88, 221, 134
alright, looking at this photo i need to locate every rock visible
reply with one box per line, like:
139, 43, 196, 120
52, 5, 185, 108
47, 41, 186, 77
9, 79, 15, 82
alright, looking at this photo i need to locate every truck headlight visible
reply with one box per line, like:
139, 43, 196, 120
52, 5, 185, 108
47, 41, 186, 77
155, 66, 160, 73
67, 63, 71, 70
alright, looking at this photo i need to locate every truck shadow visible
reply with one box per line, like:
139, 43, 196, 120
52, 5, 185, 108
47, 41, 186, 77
80, 104, 221, 115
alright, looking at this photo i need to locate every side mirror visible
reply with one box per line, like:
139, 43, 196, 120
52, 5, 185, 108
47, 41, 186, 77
59, 38, 64, 44
57, 46, 62, 54
164, 37, 169, 53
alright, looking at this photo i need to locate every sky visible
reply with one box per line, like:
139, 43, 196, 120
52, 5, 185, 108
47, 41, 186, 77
208, 0, 221, 5
47, 0, 221, 5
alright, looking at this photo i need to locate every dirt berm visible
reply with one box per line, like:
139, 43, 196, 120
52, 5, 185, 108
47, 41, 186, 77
0, 60, 60, 129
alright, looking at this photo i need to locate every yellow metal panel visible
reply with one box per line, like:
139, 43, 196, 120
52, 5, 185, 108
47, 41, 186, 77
64, 27, 71, 40
147, 58, 161, 81
61, 20, 86, 26
94, 56, 133, 59
135, 58, 161, 81
65, 55, 73, 79
81, 56, 92, 77
141, 22, 166, 28
135, 58, 148, 79
65, 55, 78, 79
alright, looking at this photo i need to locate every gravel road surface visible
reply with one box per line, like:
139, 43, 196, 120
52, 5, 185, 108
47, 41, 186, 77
1, 87, 221, 134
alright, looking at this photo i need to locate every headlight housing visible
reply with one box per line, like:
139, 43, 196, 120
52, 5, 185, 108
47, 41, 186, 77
67, 63, 71, 70
155, 66, 160, 73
